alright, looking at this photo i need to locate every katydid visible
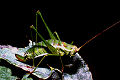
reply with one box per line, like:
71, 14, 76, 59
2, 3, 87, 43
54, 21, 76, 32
15, 10, 120, 74
15, 10, 80, 62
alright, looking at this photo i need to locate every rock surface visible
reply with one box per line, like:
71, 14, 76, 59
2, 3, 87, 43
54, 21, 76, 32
0, 45, 93, 80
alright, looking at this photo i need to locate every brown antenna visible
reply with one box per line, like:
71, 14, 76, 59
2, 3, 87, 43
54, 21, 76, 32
79, 20, 120, 49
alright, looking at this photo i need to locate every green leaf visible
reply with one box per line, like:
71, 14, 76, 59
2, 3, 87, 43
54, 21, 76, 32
0, 66, 18, 80
22, 74, 33, 80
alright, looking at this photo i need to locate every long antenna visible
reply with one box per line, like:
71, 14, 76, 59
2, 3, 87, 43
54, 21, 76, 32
79, 20, 120, 49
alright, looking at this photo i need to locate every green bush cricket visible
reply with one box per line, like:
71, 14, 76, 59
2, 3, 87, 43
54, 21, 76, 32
15, 10, 81, 74
15, 10, 120, 75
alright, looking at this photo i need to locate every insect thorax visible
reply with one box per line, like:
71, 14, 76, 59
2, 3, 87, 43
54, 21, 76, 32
25, 39, 79, 59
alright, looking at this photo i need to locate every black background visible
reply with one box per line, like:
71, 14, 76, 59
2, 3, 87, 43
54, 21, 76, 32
0, 6, 120, 80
